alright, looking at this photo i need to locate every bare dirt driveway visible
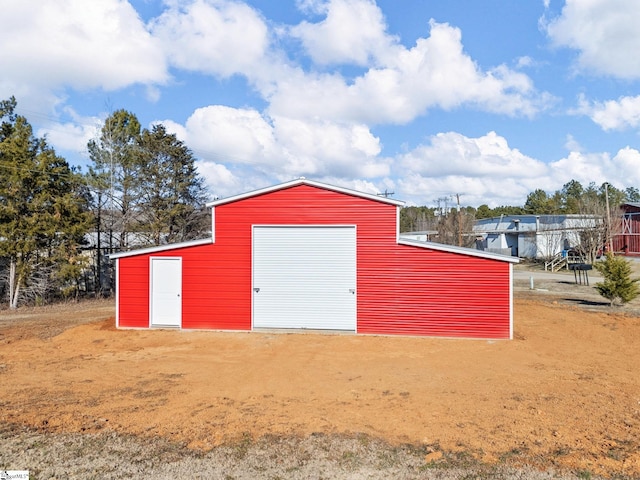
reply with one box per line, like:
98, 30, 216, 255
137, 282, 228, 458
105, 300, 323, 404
1, 266, 639, 479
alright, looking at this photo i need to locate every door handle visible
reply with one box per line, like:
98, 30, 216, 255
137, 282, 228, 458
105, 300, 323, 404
349, 289, 355, 294
254, 288, 260, 293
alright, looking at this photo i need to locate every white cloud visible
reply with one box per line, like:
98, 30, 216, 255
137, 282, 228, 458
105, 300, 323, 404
269, 21, 551, 124
564, 134, 583, 153
159, 105, 388, 180
394, 131, 550, 206
181, 106, 276, 163
163, 107, 640, 208
0, 83, 60, 119
549, 151, 609, 186
290, 0, 398, 66
373, 140, 640, 208
20, 107, 102, 164
0, 0, 167, 123
612, 147, 640, 186
5, 0, 621, 210
545, 0, 640, 79
399, 131, 547, 178
1, 0, 553, 173
392, 131, 640, 207
272, 116, 386, 177
577, 94, 640, 131
38, 119, 101, 158
0, 0, 167, 91
150, 0, 270, 78
550, 148, 640, 189
515, 56, 534, 69
155, 119, 188, 141
195, 160, 243, 199
396, 173, 537, 208
295, 0, 327, 15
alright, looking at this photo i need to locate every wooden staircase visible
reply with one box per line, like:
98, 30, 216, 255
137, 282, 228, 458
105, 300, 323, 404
544, 250, 586, 272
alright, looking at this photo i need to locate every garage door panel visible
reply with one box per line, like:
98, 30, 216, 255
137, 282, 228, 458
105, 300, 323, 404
253, 226, 356, 330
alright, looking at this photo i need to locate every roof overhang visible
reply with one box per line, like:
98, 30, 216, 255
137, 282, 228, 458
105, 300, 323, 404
206, 178, 405, 208
398, 238, 520, 263
108, 238, 213, 260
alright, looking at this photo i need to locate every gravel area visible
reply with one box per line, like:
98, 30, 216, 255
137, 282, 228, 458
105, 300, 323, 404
0, 424, 606, 480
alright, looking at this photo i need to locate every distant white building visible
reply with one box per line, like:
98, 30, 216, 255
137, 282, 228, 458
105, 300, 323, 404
397, 231, 438, 243
473, 214, 601, 258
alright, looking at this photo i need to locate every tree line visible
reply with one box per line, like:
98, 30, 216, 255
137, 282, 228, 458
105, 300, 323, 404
0, 98, 209, 308
1, 95, 637, 308
400, 179, 639, 245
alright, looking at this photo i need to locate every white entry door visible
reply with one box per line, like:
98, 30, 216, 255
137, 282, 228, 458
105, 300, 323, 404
253, 226, 356, 331
150, 257, 182, 327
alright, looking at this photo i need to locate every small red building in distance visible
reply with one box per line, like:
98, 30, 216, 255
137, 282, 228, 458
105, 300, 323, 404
614, 203, 640, 256
111, 179, 518, 339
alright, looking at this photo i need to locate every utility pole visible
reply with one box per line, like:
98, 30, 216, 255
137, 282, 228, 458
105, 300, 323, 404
96, 191, 102, 296
605, 182, 613, 253
436, 196, 449, 217
377, 189, 395, 198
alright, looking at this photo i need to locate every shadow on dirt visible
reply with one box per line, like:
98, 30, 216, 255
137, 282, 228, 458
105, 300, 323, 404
562, 298, 610, 307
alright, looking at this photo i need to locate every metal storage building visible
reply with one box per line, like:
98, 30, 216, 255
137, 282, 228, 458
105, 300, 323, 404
614, 203, 640, 256
473, 214, 600, 259
111, 179, 518, 339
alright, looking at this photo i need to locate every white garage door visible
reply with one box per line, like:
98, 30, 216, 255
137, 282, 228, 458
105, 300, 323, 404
253, 226, 356, 331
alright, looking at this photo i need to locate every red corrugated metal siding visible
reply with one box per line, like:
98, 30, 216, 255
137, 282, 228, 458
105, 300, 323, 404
117, 183, 512, 337
117, 256, 150, 328
117, 243, 224, 329
613, 209, 640, 255
357, 245, 511, 338
212, 185, 398, 331
216, 184, 510, 338
613, 234, 640, 255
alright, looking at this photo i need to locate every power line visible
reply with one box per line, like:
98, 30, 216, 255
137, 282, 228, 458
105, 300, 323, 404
0, 162, 84, 179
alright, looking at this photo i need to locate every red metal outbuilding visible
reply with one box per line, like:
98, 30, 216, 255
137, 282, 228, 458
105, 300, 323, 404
111, 179, 518, 339
614, 203, 640, 256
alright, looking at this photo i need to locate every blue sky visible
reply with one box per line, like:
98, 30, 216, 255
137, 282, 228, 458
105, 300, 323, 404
2, 0, 640, 207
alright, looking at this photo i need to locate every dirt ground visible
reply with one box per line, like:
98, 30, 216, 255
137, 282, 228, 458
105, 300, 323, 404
1, 266, 640, 479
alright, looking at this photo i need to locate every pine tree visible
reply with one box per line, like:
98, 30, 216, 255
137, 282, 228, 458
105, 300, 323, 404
593, 252, 640, 306
0, 97, 92, 308
87, 109, 142, 252
136, 124, 209, 245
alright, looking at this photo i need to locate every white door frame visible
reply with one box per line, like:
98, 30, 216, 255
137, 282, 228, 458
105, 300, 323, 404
149, 257, 182, 328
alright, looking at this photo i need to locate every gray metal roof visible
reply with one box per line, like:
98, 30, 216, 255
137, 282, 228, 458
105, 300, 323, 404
108, 238, 213, 259
398, 238, 520, 263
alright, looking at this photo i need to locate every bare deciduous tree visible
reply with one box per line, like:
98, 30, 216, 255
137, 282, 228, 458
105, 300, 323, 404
437, 210, 476, 247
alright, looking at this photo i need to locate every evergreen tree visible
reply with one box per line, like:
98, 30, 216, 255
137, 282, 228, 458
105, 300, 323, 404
583, 182, 600, 206
0, 97, 91, 308
475, 204, 493, 219
599, 182, 625, 208
560, 180, 584, 213
137, 124, 210, 245
87, 109, 142, 252
594, 253, 640, 306
524, 189, 556, 214
625, 186, 640, 202
492, 205, 525, 216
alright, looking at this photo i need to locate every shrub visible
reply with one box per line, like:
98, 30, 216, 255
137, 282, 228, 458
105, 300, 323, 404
593, 252, 640, 306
